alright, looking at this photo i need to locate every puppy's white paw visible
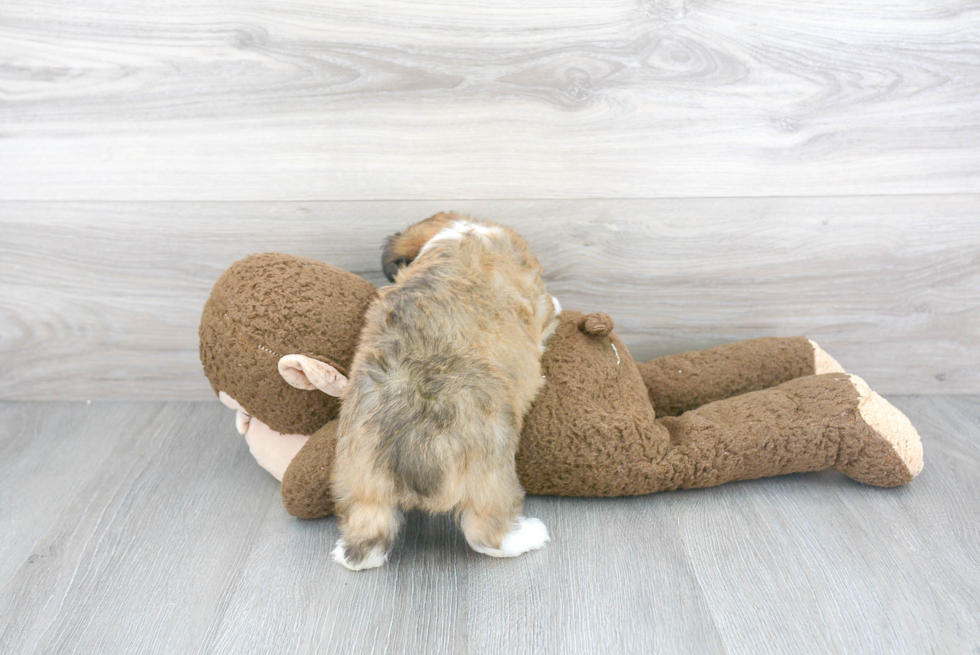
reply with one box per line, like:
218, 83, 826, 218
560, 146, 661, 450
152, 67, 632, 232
500, 517, 550, 557
471, 517, 551, 558
331, 539, 388, 571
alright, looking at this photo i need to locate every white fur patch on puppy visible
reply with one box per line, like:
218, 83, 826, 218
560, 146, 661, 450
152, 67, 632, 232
332, 539, 388, 571
552, 296, 562, 316
418, 227, 464, 257
468, 517, 551, 558
418, 220, 502, 257
460, 221, 500, 237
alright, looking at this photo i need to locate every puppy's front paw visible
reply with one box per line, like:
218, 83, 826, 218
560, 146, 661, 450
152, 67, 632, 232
331, 539, 388, 571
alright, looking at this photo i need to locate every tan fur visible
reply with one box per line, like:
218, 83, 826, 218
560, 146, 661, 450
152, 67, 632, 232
332, 214, 557, 567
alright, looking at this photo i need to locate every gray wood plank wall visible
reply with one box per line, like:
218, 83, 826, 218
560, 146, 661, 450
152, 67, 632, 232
2, 0, 978, 200
1, 1, 978, 399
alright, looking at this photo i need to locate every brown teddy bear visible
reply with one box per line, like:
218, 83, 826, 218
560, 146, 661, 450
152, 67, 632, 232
200, 252, 923, 519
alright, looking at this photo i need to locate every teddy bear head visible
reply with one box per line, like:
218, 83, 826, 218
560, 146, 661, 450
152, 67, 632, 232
199, 253, 377, 436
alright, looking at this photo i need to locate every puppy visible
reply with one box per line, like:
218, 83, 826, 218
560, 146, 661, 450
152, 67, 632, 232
331, 213, 560, 571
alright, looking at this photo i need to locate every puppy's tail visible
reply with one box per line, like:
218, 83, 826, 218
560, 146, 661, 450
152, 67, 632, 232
382, 212, 460, 282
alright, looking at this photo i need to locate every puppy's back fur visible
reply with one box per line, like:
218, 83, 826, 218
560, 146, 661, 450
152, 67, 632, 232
332, 214, 557, 570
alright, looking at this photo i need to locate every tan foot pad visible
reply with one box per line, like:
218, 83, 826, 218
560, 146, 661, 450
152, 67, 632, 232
835, 374, 924, 487
808, 339, 846, 374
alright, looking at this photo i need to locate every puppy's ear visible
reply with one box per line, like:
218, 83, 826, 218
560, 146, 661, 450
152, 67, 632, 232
381, 232, 411, 283
381, 212, 458, 282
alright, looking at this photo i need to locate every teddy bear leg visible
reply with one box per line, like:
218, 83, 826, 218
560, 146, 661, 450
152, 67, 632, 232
651, 372, 922, 491
636, 336, 845, 417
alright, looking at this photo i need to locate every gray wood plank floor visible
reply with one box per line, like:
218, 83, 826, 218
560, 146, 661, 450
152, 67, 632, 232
1, 397, 977, 654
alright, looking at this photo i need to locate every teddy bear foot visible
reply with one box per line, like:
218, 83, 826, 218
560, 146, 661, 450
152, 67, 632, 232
834, 374, 924, 487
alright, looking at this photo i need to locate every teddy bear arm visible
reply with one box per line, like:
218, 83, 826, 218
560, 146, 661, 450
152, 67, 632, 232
636, 336, 844, 417
280, 420, 341, 519
649, 372, 922, 491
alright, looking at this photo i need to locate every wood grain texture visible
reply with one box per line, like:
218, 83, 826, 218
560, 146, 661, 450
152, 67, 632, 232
1, 197, 977, 399
1, 397, 977, 654
0, 1, 978, 200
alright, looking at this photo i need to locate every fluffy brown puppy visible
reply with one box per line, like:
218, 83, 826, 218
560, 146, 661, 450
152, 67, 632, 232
331, 214, 559, 570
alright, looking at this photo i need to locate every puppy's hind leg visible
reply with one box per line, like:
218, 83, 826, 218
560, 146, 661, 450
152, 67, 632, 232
333, 500, 403, 571
458, 464, 550, 558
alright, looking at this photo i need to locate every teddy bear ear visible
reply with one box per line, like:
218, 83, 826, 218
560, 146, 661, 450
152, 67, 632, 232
278, 355, 348, 397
